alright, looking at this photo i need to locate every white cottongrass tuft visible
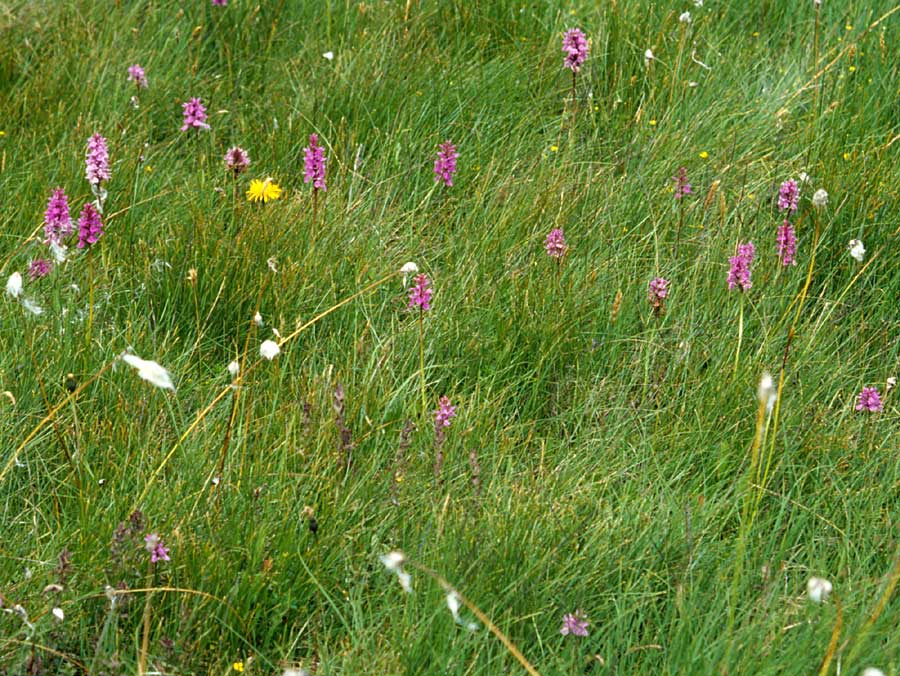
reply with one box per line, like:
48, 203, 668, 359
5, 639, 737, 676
254, 311, 264, 326
322, 51, 334, 61
283, 668, 310, 676
267, 257, 279, 273
644, 48, 654, 66
228, 360, 240, 379
260, 340, 281, 360
862, 669, 885, 676
848, 239, 865, 263
22, 299, 44, 316
806, 576, 833, 603
121, 354, 176, 391
380, 551, 413, 593
812, 188, 828, 208
446, 591, 462, 623
679, 11, 692, 23
887, 377, 897, 393
52, 607, 64, 622
6, 272, 23, 298
50, 240, 68, 263
400, 261, 418, 286
758, 372, 776, 413
380, 551, 406, 573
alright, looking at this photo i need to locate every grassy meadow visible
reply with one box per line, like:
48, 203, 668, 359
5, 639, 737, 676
1, 0, 900, 673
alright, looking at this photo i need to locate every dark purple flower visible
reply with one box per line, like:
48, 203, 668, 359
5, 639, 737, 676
211, 0, 227, 5
778, 179, 799, 213
562, 28, 589, 72
855, 387, 883, 412
127, 64, 148, 88
224, 146, 250, 175
672, 166, 692, 199
85, 134, 110, 185
28, 258, 52, 280
544, 228, 567, 258
727, 241, 755, 291
434, 140, 458, 187
408, 273, 432, 311
560, 610, 589, 637
76, 203, 104, 249
776, 220, 797, 266
44, 188, 73, 243
434, 396, 456, 428
180, 97, 210, 131
303, 133, 327, 191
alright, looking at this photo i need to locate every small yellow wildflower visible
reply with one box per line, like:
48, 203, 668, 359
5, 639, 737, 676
699, 151, 709, 159
0, 130, 5, 136
649, 119, 657, 126
144, 166, 153, 173
233, 662, 244, 673
849, 65, 856, 72
752, 31, 759, 37
549, 145, 558, 152
843, 152, 851, 161
747, 193, 755, 200
246, 177, 282, 203
845, 24, 853, 31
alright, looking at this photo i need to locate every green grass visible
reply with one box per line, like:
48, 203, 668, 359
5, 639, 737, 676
1, 0, 899, 673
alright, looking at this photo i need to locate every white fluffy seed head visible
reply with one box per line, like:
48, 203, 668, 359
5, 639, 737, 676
379, 551, 405, 572
812, 188, 828, 208
848, 239, 865, 262
807, 577, 833, 603
260, 340, 281, 360
121, 354, 176, 391
5, 272, 22, 298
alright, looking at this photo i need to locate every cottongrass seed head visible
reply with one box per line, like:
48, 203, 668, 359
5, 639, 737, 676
848, 239, 865, 262
806, 577, 832, 603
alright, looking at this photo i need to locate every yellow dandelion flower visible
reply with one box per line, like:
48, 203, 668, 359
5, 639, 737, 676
649, 119, 657, 126
699, 151, 709, 159
845, 24, 852, 31
752, 31, 759, 37
233, 662, 244, 672
0, 130, 5, 136
849, 65, 856, 72
842, 152, 851, 161
246, 178, 282, 203
144, 166, 153, 173
549, 145, 559, 152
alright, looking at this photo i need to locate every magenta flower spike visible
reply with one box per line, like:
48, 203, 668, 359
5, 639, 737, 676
224, 146, 251, 175
648, 276, 670, 317
76, 203, 104, 249
562, 28, 589, 72
127, 64, 148, 88
408, 273, 433, 311
778, 179, 800, 213
180, 97, 210, 131
434, 396, 456, 428
855, 387, 883, 412
44, 188, 73, 243
727, 241, 755, 291
85, 134, 110, 185
560, 610, 589, 637
672, 167, 692, 199
303, 133, 327, 191
144, 534, 171, 563
212, 0, 227, 5
776, 220, 797, 266
28, 258, 52, 280
544, 228, 567, 258
434, 140, 458, 187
